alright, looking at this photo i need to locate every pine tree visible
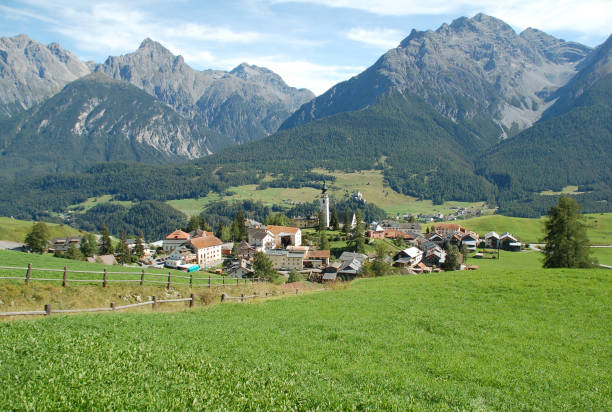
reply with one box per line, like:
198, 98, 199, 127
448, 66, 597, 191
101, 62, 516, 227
200, 216, 213, 232
253, 251, 278, 282
80, 233, 98, 257
319, 230, 330, 250
542, 196, 596, 268
343, 209, 352, 236
443, 244, 460, 271
25, 222, 50, 253
317, 210, 326, 232
216, 222, 231, 242
367, 242, 391, 277
232, 211, 247, 241
117, 231, 131, 265
100, 225, 114, 255
330, 205, 340, 231
186, 215, 201, 233
133, 233, 145, 259
65, 242, 84, 261
350, 210, 366, 253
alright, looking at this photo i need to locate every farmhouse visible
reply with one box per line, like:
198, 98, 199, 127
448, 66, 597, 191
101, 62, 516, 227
265, 248, 306, 270
247, 228, 276, 251
190, 235, 223, 268
500, 232, 522, 251
394, 247, 423, 268
433, 223, 466, 236
304, 249, 330, 269
49, 236, 82, 252
485, 231, 500, 249
461, 231, 480, 252
166, 246, 197, 268
266, 225, 302, 248
163, 229, 190, 252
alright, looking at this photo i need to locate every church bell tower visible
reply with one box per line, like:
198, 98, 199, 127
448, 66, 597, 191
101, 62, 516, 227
320, 181, 330, 228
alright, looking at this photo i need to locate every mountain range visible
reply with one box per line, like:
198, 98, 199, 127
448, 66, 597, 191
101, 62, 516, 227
0, 13, 610, 219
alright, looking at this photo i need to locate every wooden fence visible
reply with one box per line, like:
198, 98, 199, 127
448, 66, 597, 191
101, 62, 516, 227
0, 264, 265, 289
0, 295, 194, 317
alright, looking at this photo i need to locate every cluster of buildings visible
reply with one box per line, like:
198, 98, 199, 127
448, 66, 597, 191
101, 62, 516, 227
162, 229, 224, 270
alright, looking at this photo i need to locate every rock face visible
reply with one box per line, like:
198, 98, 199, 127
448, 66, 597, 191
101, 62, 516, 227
0, 74, 225, 176
95, 39, 314, 142
281, 13, 591, 137
0, 34, 91, 117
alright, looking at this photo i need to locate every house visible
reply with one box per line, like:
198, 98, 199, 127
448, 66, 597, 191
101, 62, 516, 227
394, 247, 423, 268
165, 246, 197, 268
485, 231, 500, 249
367, 229, 385, 239
221, 242, 234, 257
338, 258, 363, 281
265, 249, 306, 270
236, 241, 256, 261
226, 260, 254, 279
265, 225, 302, 248
163, 229, 190, 252
190, 235, 223, 268
433, 223, 466, 236
289, 216, 318, 228
247, 228, 276, 251
426, 232, 445, 246
245, 218, 263, 229
461, 232, 480, 252
412, 262, 432, 274
422, 247, 447, 267
304, 249, 330, 269
500, 232, 522, 251
49, 236, 82, 252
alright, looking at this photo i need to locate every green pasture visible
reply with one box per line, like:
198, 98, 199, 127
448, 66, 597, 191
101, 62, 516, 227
1, 248, 610, 410
67, 195, 134, 212
0, 217, 85, 243
592, 247, 612, 266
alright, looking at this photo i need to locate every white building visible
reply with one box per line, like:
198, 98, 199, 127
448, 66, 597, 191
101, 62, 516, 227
265, 249, 306, 270
265, 225, 302, 248
190, 235, 223, 268
247, 228, 276, 252
320, 182, 330, 228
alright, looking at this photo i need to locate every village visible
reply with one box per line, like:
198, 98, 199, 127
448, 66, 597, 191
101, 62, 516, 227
44, 184, 524, 283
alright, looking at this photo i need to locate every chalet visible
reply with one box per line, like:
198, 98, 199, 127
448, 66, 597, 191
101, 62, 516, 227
247, 228, 276, 251
367, 229, 385, 239
236, 241, 256, 261
500, 232, 522, 251
412, 262, 432, 274
265, 249, 306, 270
304, 249, 330, 269
422, 246, 446, 267
447, 232, 463, 247
461, 232, 480, 252
394, 247, 423, 268
265, 225, 302, 248
163, 229, 190, 252
49, 236, 82, 252
190, 235, 223, 268
245, 219, 263, 229
338, 258, 363, 281
226, 260, 254, 279
433, 223, 466, 236
485, 232, 500, 249
426, 232, 445, 246
165, 246, 197, 268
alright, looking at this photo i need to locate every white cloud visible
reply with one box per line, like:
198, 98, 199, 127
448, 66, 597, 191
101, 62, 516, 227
274, 0, 612, 40
346, 28, 403, 49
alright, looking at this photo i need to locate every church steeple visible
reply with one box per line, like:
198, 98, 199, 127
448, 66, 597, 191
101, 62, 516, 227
320, 180, 330, 228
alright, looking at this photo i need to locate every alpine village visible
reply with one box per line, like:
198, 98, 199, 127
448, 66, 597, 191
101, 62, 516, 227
0, 6, 610, 411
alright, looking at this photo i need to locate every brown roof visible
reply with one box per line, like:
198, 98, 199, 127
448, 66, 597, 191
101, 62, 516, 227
166, 229, 190, 240
433, 223, 465, 232
190, 236, 223, 249
306, 250, 330, 259
266, 225, 300, 235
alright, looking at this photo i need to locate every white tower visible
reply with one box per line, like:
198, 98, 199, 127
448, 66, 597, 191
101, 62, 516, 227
320, 181, 330, 228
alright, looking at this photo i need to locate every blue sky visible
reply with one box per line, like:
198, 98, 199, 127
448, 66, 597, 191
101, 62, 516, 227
1, 0, 610, 95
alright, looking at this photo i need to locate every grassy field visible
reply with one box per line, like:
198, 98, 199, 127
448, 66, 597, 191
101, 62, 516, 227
454, 213, 612, 244
166, 169, 495, 217
67, 195, 134, 212
0, 250, 227, 290
540, 185, 583, 196
592, 247, 612, 266
0, 217, 86, 243
0, 249, 610, 410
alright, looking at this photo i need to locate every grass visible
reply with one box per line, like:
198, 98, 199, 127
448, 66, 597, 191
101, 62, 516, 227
540, 185, 583, 195
592, 247, 612, 266
0, 248, 610, 410
0, 250, 227, 289
453, 213, 612, 245
0, 217, 86, 243
166, 169, 495, 217
67, 195, 134, 212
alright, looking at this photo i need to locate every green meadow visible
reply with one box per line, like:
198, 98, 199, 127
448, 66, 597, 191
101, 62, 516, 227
0, 250, 610, 410
0, 217, 85, 243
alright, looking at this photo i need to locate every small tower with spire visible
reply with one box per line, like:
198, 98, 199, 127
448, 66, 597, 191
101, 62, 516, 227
320, 180, 330, 228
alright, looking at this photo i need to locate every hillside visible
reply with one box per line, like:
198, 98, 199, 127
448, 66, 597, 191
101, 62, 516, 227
0, 73, 228, 177
0, 217, 85, 243
1, 251, 610, 410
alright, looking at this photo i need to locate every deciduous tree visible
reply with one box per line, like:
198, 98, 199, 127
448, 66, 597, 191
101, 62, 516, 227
25, 222, 50, 253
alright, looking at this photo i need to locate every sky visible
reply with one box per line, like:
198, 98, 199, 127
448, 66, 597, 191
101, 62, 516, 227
1, 0, 610, 95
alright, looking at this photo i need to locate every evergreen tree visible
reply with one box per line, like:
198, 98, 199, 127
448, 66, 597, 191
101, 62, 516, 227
25, 222, 50, 253
343, 209, 352, 236
186, 215, 202, 233
443, 244, 460, 271
287, 269, 304, 283
231, 211, 247, 241
542, 196, 596, 268
319, 230, 330, 250
253, 251, 279, 282
133, 233, 145, 259
367, 242, 392, 277
100, 225, 114, 255
200, 217, 213, 232
216, 222, 232, 242
317, 210, 326, 232
80, 233, 98, 257
330, 205, 340, 231
65, 242, 84, 260
116, 231, 131, 265
350, 210, 366, 253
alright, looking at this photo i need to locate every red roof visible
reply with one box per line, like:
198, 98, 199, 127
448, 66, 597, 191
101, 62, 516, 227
190, 236, 223, 249
166, 230, 190, 240
266, 225, 300, 235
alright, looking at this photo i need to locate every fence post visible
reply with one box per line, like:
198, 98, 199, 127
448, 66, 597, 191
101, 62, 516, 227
140, 269, 145, 286
25, 263, 31, 285
189, 293, 194, 308
190, 274, 193, 288
103, 268, 107, 288
222, 277, 225, 287
208, 275, 211, 288
221, 293, 226, 302
167, 272, 171, 289
110, 302, 115, 311
62, 266, 67, 287
44, 304, 51, 316
152, 296, 157, 310
240, 294, 244, 302
296, 289, 299, 295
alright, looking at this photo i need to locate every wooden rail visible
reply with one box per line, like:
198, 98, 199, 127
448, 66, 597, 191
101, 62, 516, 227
0, 265, 265, 289
0, 294, 195, 317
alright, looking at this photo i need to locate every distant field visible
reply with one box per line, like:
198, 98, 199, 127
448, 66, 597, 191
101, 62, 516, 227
0, 249, 610, 410
167, 169, 495, 217
0, 217, 85, 243
454, 213, 612, 245
67, 195, 134, 212
540, 185, 583, 196
592, 247, 612, 266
